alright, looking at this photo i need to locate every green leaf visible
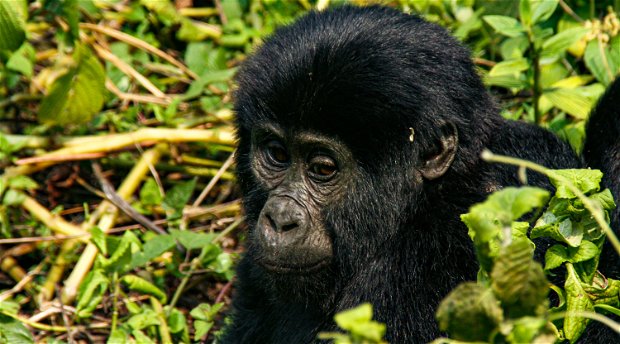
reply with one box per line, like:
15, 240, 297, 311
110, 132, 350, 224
545, 244, 569, 270
3, 189, 25, 206
139, 178, 163, 206
170, 230, 215, 250
436, 283, 502, 342
547, 169, 603, 198
89, 226, 107, 256
162, 178, 196, 219
167, 307, 188, 334
542, 88, 594, 119
6, 43, 35, 77
0, 314, 34, 344
131, 330, 156, 344
7, 176, 37, 190
491, 239, 548, 317
488, 58, 529, 76
333, 303, 386, 342
107, 328, 129, 344
507, 316, 556, 344
127, 308, 160, 330
531, 0, 559, 24
541, 27, 589, 60
130, 234, 175, 269
519, 0, 532, 27
500, 36, 529, 60
584, 39, 616, 86
483, 15, 525, 37
0, 1, 26, 52
532, 215, 583, 247
190, 302, 224, 322
121, 275, 167, 303
76, 270, 109, 319
38, 44, 106, 125
566, 240, 598, 263
100, 231, 141, 273
193, 320, 213, 341
564, 264, 594, 342
590, 189, 616, 211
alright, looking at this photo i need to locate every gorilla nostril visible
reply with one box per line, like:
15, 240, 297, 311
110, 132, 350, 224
265, 215, 277, 232
281, 223, 298, 232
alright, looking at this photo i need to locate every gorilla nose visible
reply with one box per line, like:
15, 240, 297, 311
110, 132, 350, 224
261, 197, 306, 234
259, 197, 309, 246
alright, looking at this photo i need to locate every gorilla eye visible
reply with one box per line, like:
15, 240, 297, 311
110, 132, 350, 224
308, 156, 338, 180
265, 140, 289, 165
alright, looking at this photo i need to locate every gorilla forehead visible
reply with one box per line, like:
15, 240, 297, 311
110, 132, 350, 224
234, 6, 485, 141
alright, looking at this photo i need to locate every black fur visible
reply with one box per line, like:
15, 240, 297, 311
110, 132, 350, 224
224, 6, 617, 343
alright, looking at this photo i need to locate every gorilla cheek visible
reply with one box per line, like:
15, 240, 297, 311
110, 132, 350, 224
253, 195, 333, 274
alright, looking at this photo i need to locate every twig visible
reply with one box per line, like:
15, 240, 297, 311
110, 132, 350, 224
192, 151, 236, 207
80, 23, 199, 80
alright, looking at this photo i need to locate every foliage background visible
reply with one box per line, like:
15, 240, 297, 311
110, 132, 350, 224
0, 0, 619, 343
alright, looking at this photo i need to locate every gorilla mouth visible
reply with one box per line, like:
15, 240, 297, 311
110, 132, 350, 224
259, 257, 331, 274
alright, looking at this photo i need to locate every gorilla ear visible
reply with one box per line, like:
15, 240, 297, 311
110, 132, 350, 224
419, 122, 458, 180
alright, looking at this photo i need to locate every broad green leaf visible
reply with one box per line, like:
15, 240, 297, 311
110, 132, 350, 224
488, 58, 529, 77
89, 226, 107, 256
541, 27, 589, 60
7, 176, 37, 190
0, 1, 26, 52
333, 303, 386, 342
100, 231, 141, 273
121, 275, 167, 303
551, 76, 594, 89
500, 36, 529, 60
38, 44, 105, 125
564, 264, 594, 342
76, 270, 109, 318
542, 88, 593, 119
162, 178, 197, 219
584, 39, 617, 86
131, 330, 156, 344
127, 308, 160, 330
130, 234, 175, 269
491, 239, 548, 317
566, 240, 598, 263
167, 307, 188, 334
193, 320, 213, 341
531, 0, 559, 24
547, 169, 603, 198
3, 189, 25, 206
582, 277, 620, 306
484, 73, 528, 89
6, 43, 35, 77
519, 0, 532, 27
589, 189, 616, 211
0, 314, 34, 344
483, 15, 525, 38
507, 316, 556, 344
532, 215, 583, 247
139, 178, 163, 206
436, 282, 502, 342
170, 230, 215, 250
190, 302, 224, 322
545, 244, 569, 270
107, 328, 129, 344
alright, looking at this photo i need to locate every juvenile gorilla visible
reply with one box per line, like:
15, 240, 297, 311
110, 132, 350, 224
224, 6, 615, 343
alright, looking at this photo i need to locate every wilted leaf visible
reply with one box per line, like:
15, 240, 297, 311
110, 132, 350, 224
121, 275, 167, 303
76, 270, 109, 318
491, 239, 549, 317
564, 264, 594, 342
436, 282, 502, 341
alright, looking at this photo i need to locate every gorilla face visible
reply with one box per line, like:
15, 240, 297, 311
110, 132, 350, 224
247, 123, 356, 275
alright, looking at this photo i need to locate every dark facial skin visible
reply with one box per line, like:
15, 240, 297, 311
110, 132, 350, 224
249, 123, 355, 274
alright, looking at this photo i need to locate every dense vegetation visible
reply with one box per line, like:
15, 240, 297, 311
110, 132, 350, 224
0, 0, 618, 343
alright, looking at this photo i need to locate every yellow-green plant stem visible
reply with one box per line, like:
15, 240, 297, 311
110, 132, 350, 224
3, 128, 234, 178
38, 239, 77, 302
151, 297, 172, 344
21, 196, 88, 240
0, 256, 33, 294
482, 150, 620, 256
111, 272, 120, 333
61, 144, 166, 304
548, 310, 620, 334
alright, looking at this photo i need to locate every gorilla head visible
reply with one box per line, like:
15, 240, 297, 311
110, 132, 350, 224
225, 5, 581, 343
